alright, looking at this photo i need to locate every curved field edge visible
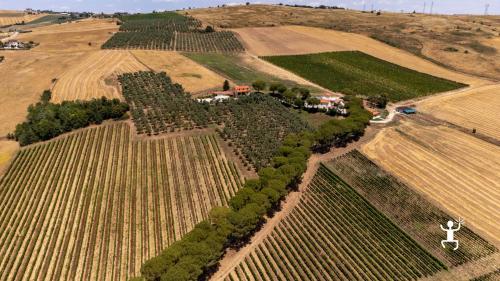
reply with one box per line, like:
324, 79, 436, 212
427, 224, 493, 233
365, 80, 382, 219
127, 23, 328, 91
325, 150, 497, 267
261, 51, 467, 102
0, 122, 244, 280
220, 164, 446, 281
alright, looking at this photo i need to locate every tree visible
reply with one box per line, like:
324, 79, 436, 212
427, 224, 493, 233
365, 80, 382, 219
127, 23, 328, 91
205, 25, 215, 33
306, 97, 320, 106
368, 94, 388, 109
299, 88, 311, 100
223, 80, 230, 91
269, 82, 280, 94
40, 90, 52, 103
252, 80, 266, 92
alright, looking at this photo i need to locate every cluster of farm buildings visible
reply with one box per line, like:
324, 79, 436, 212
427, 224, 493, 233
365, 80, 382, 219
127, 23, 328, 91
0, 40, 26, 49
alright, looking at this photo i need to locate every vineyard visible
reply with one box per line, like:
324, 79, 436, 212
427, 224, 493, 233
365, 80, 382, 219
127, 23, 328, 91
119, 71, 309, 170
102, 12, 244, 52
261, 51, 466, 101
0, 123, 243, 281
222, 164, 445, 281
326, 150, 497, 267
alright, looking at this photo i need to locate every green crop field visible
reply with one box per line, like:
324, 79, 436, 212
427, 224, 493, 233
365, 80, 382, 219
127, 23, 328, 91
222, 164, 446, 281
326, 150, 497, 267
261, 51, 467, 101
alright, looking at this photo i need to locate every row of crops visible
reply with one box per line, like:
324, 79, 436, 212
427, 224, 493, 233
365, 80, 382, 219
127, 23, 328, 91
326, 150, 497, 267
261, 51, 467, 101
102, 11, 244, 52
223, 164, 445, 281
0, 123, 243, 281
119, 71, 310, 170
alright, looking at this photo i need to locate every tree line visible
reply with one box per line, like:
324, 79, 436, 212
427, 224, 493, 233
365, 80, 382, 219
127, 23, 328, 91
12, 90, 129, 146
135, 97, 372, 281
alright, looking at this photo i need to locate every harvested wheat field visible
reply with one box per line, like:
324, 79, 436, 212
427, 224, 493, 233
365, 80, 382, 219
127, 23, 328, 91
0, 19, 118, 137
0, 11, 45, 26
131, 50, 226, 93
418, 84, 500, 140
362, 121, 500, 247
234, 25, 484, 86
0, 122, 244, 281
52, 51, 147, 102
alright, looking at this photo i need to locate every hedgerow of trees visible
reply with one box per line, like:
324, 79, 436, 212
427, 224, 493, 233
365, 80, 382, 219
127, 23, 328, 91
13, 90, 129, 146
137, 97, 372, 281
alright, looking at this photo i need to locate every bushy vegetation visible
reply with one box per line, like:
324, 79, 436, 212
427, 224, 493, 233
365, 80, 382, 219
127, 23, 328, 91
327, 150, 497, 267
119, 71, 310, 170
262, 51, 467, 102
13, 90, 129, 146
137, 94, 372, 281
102, 12, 244, 52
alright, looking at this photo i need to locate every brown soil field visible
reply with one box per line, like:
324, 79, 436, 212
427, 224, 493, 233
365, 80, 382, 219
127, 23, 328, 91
189, 4, 500, 81
233, 25, 486, 86
131, 50, 226, 94
51, 50, 147, 102
362, 121, 500, 247
0, 19, 118, 137
0, 11, 46, 26
418, 84, 500, 140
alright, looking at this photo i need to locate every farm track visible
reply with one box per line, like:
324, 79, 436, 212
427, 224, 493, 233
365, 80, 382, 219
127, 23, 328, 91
0, 123, 244, 280
220, 165, 445, 281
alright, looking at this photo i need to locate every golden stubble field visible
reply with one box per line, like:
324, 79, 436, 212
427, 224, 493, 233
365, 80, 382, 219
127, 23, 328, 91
417, 84, 500, 140
189, 4, 500, 81
362, 121, 500, 247
0, 11, 46, 26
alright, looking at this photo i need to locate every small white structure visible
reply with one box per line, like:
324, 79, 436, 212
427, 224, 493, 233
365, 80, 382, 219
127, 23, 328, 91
3, 40, 25, 49
305, 95, 347, 114
197, 94, 230, 103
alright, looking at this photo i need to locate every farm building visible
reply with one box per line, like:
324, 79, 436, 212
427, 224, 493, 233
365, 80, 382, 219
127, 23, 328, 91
234, 85, 251, 95
197, 94, 230, 103
305, 95, 347, 114
2, 40, 25, 49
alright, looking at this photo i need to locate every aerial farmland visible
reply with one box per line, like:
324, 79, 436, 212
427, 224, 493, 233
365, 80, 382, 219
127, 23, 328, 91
0, 2, 499, 281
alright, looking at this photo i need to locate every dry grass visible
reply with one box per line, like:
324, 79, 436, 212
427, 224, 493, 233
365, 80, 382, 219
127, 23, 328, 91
362, 121, 500, 247
51, 50, 147, 102
0, 19, 118, 136
189, 4, 500, 81
418, 84, 500, 140
0, 140, 18, 177
131, 50, 226, 94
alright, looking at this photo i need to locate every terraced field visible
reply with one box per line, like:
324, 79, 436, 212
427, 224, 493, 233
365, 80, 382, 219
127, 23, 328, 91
221, 165, 445, 281
0, 122, 243, 281
51, 50, 147, 102
362, 121, 500, 247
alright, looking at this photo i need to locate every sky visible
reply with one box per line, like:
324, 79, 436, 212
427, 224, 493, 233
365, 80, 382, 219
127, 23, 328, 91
1, 0, 499, 15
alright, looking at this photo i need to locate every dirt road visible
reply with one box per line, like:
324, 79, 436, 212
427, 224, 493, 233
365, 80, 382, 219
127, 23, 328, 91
211, 126, 379, 280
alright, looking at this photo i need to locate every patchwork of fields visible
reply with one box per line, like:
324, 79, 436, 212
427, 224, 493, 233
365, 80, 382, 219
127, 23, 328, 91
0, 123, 243, 281
221, 165, 446, 281
262, 51, 466, 101
362, 121, 500, 247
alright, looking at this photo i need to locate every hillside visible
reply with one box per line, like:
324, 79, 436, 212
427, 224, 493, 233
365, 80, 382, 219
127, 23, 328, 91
188, 4, 500, 81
